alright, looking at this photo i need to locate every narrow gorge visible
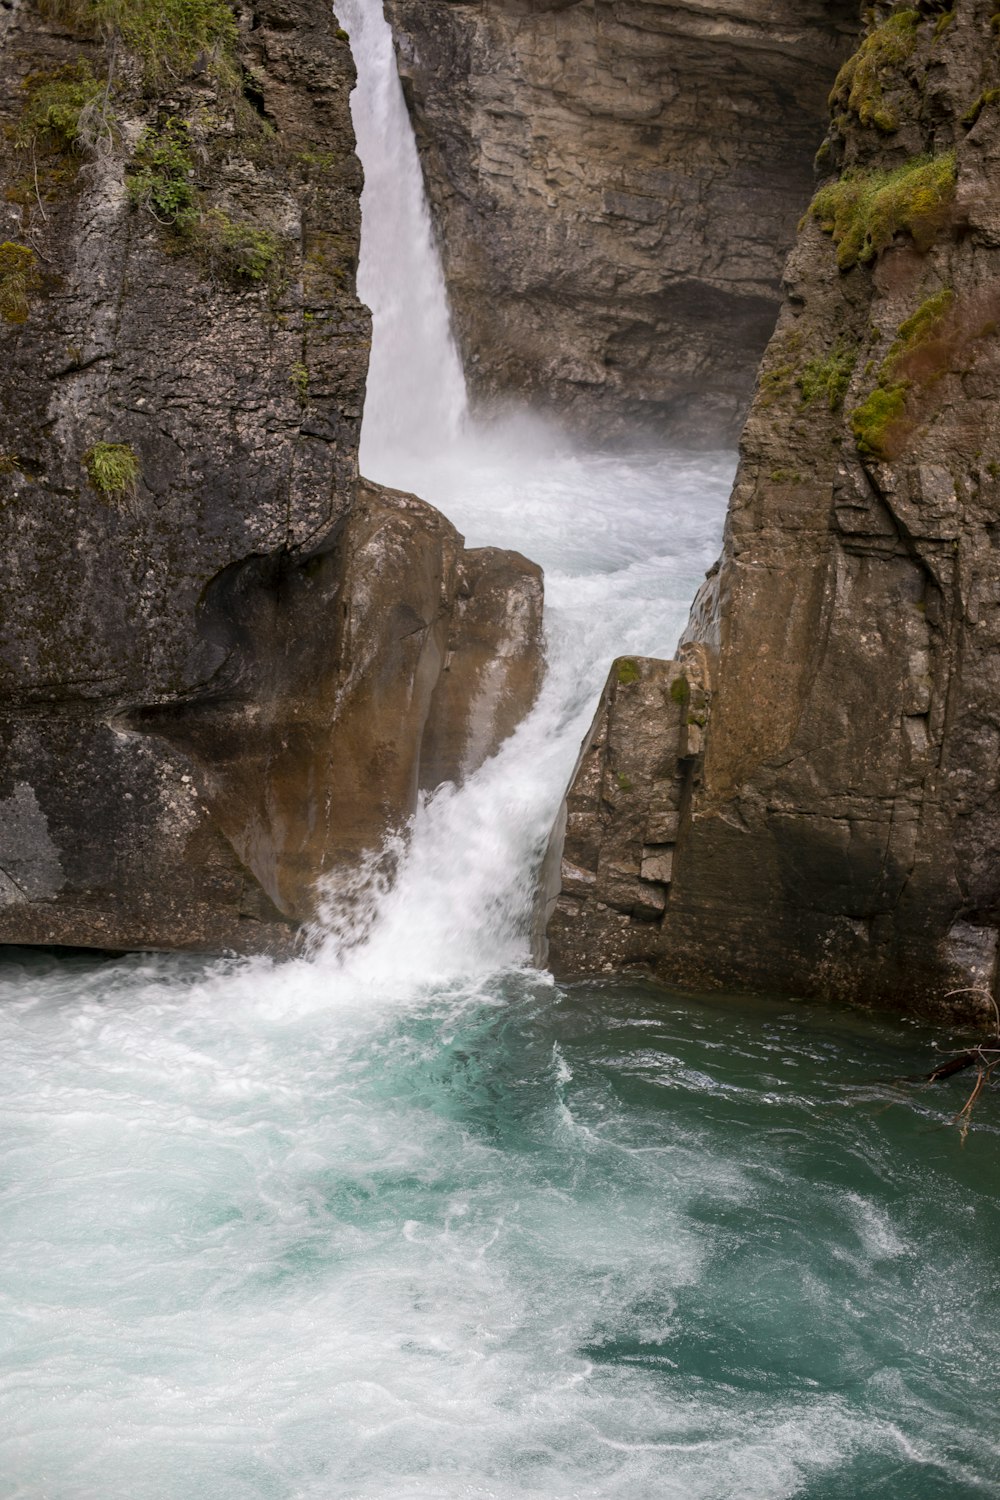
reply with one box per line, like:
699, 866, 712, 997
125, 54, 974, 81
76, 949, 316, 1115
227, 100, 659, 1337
1, 2, 999, 1496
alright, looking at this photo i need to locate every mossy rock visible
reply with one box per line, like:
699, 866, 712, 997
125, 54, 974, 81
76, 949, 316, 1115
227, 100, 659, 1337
810, 152, 956, 269
616, 658, 641, 687
829, 9, 920, 134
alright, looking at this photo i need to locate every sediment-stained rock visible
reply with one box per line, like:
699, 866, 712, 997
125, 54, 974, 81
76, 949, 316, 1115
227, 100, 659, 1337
545, 0, 1000, 1020
144, 481, 543, 924
385, 0, 859, 443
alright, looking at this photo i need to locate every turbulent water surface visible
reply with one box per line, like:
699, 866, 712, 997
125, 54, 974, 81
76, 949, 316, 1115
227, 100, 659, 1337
2, 2, 999, 1496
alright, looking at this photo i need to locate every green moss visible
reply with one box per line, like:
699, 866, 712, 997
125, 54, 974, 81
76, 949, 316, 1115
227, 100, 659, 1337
796, 341, 859, 410
829, 10, 920, 134
849, 290, 955, 460
962, 88, 1000, 128
83, 441, 139, 499
0, 242, 42, 323
44, 0, 238, 89
769, 468, 803, 483
850, 385, 909, 459
933, 8, 955, 38
669, 676, 689, 705
886, 288, 954, 372
615, 772, 633, 793
810, 151, 957, 269
616, 658, 641, 687
988, 461, 1000, 479
127, 117, 198, 230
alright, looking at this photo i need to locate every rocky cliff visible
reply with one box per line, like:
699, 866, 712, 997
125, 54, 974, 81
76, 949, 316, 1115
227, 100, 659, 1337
545, 0, 1000, 1019
385, 0, 859, 443
0, 0, 542, 952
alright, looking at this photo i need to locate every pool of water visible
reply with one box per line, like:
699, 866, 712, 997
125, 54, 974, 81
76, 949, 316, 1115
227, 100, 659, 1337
1, 952, 997, 1498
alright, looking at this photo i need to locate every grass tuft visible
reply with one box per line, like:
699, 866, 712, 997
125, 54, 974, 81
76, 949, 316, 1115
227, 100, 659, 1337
83, 441, 140, 499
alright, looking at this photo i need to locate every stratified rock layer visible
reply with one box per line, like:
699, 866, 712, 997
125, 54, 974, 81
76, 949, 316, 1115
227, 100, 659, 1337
385, 0, 859, 442
545, 0, 1000, 1019
0, 0, 543, 952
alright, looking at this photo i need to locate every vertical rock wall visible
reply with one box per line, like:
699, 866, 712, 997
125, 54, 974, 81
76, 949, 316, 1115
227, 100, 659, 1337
385, 0, 859, 442
546, 0, 1000, 1019
0, 0, 543, 952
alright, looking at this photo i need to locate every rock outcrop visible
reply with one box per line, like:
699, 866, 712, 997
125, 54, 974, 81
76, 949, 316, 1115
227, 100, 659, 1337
0, 0, 542, 952
385, 0, 859, 443
545, 0, 1000, 1020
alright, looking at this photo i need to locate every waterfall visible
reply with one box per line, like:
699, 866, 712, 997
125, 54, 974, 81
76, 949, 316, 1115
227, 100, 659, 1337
334, 0, 469, 473
314, 0, 734, 985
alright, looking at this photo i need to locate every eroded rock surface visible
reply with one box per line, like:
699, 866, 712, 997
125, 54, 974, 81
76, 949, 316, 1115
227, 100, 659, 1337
385, 0, 859, 442
545, 0, 1000, 1019
0, 0, 542, 951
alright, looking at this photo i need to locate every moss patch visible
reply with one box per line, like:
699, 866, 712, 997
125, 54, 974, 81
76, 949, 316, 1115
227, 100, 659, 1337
849, 290, 955, 459
810, 151, 956, 269
962, 89, 1000, 129
616, 658, 641, 687
83, 441, 139, 499
829, 9, 920, 134
0, 242, 42, 323
797, 341, 859, 411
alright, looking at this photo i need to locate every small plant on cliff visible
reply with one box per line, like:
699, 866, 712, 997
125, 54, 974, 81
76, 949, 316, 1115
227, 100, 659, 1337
40, 0, 238, 90
14, 60, 107, 155
83, 441, 139, 500
797, 341, 859, 411
829, 9, 920, 133
127, 117, 198, 229
810, 151, 956, 269
193, 207, 285, 286
0, 242, 42, 323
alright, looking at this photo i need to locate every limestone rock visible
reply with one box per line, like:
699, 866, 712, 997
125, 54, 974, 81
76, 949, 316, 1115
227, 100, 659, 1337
545, 0, 1000, 1020
385, 0, 859, 443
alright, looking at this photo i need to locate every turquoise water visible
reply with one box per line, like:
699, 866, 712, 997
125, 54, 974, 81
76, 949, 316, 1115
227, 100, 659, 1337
1, 950, 997, 1498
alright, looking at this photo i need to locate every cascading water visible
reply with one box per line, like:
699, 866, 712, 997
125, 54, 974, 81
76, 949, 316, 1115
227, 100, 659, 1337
1, 5, 999, 1497
337, 0, 467, 470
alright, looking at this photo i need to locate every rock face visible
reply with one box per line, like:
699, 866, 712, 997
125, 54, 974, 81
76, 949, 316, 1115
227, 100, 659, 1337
0, 0, 542, 952
545, 0, 1000, 1019
384, 0, 859, 443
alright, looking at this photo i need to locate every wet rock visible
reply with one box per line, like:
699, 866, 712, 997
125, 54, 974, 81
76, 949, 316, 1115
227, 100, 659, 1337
0, 2, 542, 951
544, 2, 1000, 1021
385, 0, 859, 443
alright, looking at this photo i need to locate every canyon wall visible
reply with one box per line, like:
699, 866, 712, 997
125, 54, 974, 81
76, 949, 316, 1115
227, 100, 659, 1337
0, 0, 541, 952
545, 0, 1000, 1019
385, 0, 859, 443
